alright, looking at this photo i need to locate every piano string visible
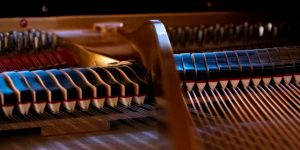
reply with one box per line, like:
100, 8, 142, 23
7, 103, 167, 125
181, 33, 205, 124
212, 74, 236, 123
176, 46, 300, 149
0, 15, 299, 149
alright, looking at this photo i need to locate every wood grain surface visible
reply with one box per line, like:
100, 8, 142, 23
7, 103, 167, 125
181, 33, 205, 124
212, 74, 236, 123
0, 117, 159, 150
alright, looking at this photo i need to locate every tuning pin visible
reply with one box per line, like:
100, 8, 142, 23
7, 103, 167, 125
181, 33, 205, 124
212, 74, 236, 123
202, 27, 208, 44
51, 32, 57, 49
166, 26, 172, 35
197, 25, 204, 45
8, 32, 15, 52
248, 24, 254, 41
28, 31, 35, 49
0, 33, 3, 54
17, 32, 24, 53
207, 25, 214, 43
272, 24, 278, 38
258, 23, 264, 38
219, 25, 225, 42
191, 26, 198, 44
266, 22, 272, 34
167, 27, 176, 45
177, 27, 185, 46
235, 25, 241, 41
185, 26, 194, 45
253, 24, 260, 47
28, 28, 36, 33
224, 24, 229, 41
46, 32, 52, 47
214, 24, 220, 43
41, 31, 47, 49
22, 31, 29, 50
228, 24, 235, 42
203, 27, 209, 43
10, 31, 18, 43
4, 32, 9, 51
243, 22, 249, 40
262, 23, 269, 40
34, 31, 41, 50
8, 31, 18, 52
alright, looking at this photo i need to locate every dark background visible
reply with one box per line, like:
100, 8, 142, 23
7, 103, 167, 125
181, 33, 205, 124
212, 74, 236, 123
0, 0, 298, 18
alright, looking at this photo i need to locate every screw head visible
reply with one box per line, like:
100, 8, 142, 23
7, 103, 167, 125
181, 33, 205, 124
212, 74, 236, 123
42, 5, 48, 12
20, 18, 28, 28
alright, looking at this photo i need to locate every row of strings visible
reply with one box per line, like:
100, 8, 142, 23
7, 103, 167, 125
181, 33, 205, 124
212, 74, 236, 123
175, 46, 300, 149
0, 49, 76, 72
0, 61, 148, 117
187, 83, 300, 149
0, 29, 75, 72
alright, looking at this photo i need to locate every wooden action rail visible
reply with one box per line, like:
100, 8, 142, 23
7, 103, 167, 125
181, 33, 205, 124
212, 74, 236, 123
0, 103, 156, 136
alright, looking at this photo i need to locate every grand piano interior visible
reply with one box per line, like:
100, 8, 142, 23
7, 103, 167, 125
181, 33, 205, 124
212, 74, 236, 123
0, 0, 300, 150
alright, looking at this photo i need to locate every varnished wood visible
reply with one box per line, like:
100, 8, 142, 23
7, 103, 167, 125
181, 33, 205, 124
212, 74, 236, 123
0, 12, 278, 32
0, 105, 156, 136
0, 118, 159, 150
123, 20, 197, 150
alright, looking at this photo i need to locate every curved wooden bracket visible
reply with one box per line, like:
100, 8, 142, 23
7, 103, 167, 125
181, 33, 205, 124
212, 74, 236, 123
120, 20, 197, 150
